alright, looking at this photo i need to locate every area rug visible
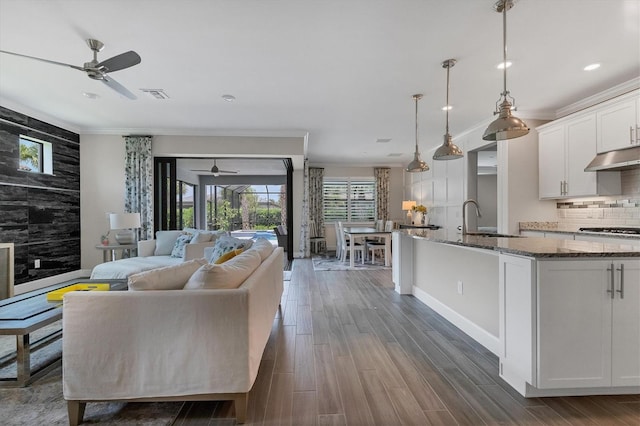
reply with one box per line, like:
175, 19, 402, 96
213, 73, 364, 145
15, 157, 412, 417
312, 253, 391, 271
0, 321, 183, 425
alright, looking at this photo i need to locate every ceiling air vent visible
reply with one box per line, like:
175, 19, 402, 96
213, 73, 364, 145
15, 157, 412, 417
140, 89, 170, 100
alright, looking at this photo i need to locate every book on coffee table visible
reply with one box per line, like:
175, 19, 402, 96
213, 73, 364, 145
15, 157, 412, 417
46, 283, 110, 301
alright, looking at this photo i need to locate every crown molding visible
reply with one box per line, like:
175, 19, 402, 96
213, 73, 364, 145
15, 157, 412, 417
555, 77, 640, 118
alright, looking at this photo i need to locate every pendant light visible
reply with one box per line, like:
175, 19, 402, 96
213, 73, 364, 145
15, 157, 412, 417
405, 94, 429, 173
483, 0, 529, 141
433, 59, 463, 160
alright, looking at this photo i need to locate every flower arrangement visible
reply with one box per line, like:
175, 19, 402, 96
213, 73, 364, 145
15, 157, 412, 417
412, 204, 427, 213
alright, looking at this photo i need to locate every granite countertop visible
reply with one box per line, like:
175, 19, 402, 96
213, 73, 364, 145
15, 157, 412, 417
398, 229, 640, 258
519, 222, 640, 240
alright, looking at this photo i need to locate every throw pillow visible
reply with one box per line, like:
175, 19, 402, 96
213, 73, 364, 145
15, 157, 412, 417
190, 230, 214, 244
171, 233, 194, 258
247, 237, 275, 261
214, 248, 244, 264
128, 258, 208, 290
206, 235, 247, 263
154, 230, 185, 256
184, 250, 261, 290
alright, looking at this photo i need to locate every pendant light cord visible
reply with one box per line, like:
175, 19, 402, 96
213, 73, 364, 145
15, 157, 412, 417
502, 0, 508, 97
414, 95, 419, 153
445, 64, 451, 135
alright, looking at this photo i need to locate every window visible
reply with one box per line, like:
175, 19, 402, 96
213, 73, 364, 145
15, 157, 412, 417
323, 178, 375, 222
18, 135, 52, 174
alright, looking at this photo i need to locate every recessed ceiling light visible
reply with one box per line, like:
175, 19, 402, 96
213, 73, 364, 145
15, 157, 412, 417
442, 105, 453, 111
222, 94, 236, 102
583, 63, 601, 71
497, 61, 512, 69
82, 92, 99, 99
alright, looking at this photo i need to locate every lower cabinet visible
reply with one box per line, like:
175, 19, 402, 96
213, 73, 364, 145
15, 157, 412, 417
499, 256, 640, 395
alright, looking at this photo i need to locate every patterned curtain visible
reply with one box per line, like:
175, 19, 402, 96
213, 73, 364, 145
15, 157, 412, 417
309, 167, 325, 238
374, 167, 390, 221
299, 159, 310, 258
124, 136, 153, 241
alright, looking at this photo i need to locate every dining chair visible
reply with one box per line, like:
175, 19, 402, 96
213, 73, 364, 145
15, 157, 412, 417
309, 219, 326, 254
338, 221, 364, 263
367, 220, 394, 264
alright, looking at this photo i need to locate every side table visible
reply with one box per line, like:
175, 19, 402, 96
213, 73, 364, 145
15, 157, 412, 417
95, 244, 137, 262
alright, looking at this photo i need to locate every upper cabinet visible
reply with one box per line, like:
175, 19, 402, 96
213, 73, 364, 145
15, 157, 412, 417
596, 92, 640, 153
538, 113, 620, 199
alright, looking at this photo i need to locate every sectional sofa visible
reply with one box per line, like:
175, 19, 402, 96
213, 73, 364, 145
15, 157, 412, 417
63, 242, 284, 425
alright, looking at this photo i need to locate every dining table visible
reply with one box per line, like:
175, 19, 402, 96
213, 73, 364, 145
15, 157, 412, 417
343, 226, 392, 268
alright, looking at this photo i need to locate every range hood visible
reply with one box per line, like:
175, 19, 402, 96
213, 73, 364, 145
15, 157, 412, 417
584, 146, 640, 171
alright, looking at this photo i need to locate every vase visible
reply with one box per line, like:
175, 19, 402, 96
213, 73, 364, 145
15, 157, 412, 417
413, 212, 423, 225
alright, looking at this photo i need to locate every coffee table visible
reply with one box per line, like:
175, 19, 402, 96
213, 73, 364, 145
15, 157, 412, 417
0, 279, 126, 387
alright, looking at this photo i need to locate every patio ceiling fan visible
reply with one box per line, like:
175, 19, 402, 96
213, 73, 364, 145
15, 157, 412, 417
0, 39, 141, 99
191, 159, 238, 176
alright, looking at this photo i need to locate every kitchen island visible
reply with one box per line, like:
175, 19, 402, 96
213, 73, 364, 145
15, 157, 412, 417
393, 229, 640, 398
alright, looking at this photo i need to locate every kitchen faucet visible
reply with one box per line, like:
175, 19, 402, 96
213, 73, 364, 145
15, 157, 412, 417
462, 199, 482, 235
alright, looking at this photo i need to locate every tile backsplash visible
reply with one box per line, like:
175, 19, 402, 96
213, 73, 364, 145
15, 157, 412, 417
555, 169, 640, 230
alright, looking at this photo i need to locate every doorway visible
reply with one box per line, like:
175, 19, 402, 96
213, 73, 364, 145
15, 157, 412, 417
468, 144, 498, 232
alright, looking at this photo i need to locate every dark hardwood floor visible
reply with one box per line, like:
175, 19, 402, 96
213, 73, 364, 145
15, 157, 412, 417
174, 259, 640, 425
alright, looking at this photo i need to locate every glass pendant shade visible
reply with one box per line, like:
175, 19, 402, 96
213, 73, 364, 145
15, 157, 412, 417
433, 59, 463, 160
483, 0, 529, 141
406, 94, 429, 173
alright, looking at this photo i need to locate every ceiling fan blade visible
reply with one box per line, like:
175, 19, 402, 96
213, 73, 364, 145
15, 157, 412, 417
218, 170, 238, 174
101, 75, 137, 100
97, 51, 141, 73
0, 49, 85, 71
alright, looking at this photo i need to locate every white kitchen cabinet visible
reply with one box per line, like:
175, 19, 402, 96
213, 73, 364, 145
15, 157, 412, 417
537, 259, 640, 389
574, 233, 640, 248
596, 93, 640, 153
538, 113, 620, 199
392, 231, 413, 294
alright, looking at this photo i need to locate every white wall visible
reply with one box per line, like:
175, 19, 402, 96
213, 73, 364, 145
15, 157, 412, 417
80, 134, 305, 269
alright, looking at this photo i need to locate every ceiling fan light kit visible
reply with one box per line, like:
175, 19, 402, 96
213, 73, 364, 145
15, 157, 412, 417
0, 38, 141, 100
483, 0, 530, 141
405, 94, 429, 173
433, 59, 464, 160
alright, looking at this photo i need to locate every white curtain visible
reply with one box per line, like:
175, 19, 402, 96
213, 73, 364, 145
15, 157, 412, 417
374, 167, 390, 221
124, 136, 153, 241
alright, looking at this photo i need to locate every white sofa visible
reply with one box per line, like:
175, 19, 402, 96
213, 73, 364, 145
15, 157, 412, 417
90, 230, 220, 279
63, 246, 284, 425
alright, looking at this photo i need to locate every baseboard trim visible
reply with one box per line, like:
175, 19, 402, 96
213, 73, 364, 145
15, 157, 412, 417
412, 285, 500, 355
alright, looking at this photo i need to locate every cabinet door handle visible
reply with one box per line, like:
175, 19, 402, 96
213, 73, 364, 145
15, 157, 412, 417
616, 264, 624, 299
560, 181, 563, 195
564, 181, 568, 195
606, 263, 615, 299
631, 126, 635, 144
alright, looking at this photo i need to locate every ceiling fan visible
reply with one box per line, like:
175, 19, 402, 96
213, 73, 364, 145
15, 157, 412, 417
0, 39, 141, 99
191, 159, 239, 176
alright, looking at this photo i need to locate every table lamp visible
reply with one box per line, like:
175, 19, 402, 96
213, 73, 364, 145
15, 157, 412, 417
402, 200, 416, 223
109, 213, 141, 245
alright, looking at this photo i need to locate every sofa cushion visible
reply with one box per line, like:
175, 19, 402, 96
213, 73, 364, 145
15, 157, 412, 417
206, 235, 248, 263
190, 231, 214, 244
214, 248, 244, 264
171, 233, 194, 258
154, 230, 185, 256
128, 258, 208, 290
246, 237, 275, 261
184, 250, 261, 289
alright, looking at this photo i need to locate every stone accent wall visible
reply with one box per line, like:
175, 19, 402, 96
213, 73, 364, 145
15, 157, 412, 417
0, 106, 80, 285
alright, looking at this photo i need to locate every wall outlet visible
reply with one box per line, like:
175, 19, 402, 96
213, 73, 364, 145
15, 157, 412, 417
35, 259, 41, 269
457, 280, 463, 295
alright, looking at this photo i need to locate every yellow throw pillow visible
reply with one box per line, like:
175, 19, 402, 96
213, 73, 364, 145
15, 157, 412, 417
214, 248, 244, 264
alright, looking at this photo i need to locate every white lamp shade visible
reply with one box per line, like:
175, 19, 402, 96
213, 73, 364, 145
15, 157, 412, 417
109, 213, 141, 230
402, 201, 416, 211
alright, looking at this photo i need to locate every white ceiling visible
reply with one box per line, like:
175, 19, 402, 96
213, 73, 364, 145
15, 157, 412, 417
1, 0, 639, 171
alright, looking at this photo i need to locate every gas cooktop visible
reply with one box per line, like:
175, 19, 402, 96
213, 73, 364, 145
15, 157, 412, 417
578, 227, 640, 235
